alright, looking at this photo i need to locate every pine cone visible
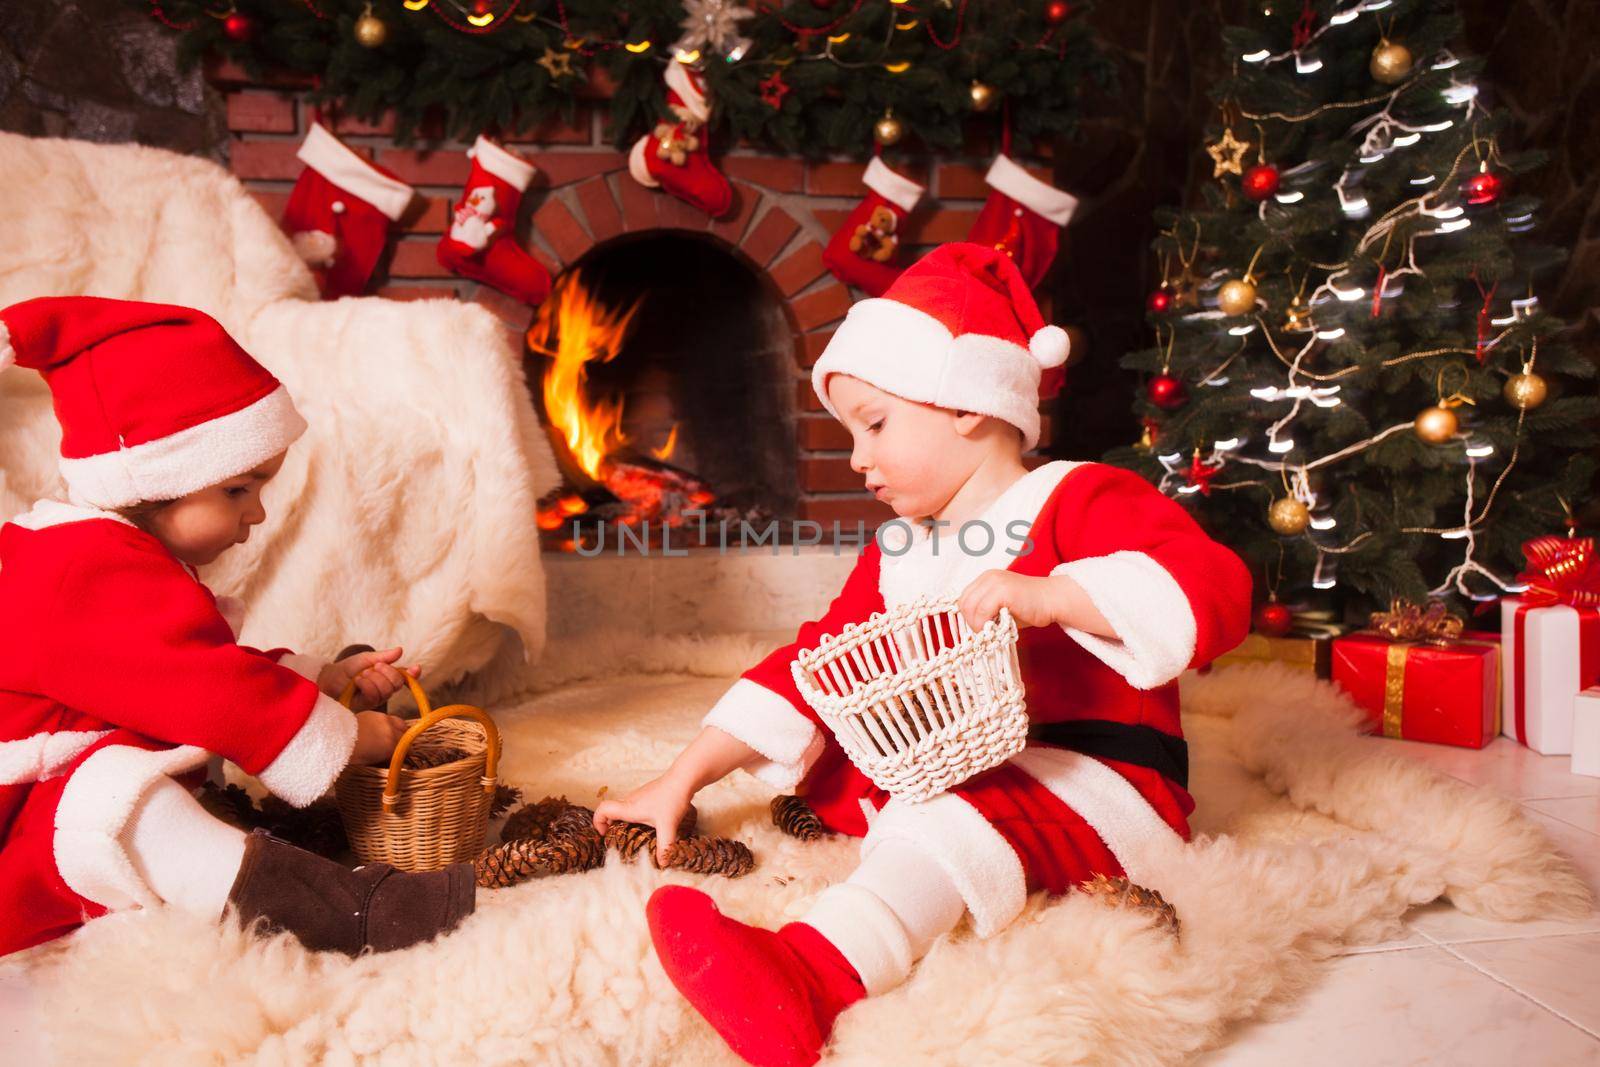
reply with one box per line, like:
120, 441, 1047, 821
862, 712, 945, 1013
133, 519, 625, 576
501, 796, 580, 843
603, 821, 659, 864
770, 795, 826, 841
475, 798, 605, 888
662, 837, 755, 878
489, 783, 524, 820
403, 745, 470, 770
602, 806, 700, 863
197, 781, 349, 858
197, 781, 259, 827
1078, 873, 1180, 938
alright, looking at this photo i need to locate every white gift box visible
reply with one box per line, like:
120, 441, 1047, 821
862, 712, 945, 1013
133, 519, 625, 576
1575, 688, 1600, 778
1500, 597, 1600, 755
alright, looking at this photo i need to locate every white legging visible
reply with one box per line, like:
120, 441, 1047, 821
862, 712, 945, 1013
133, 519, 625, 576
118, 775, 248, 917
800, 837, 966, 995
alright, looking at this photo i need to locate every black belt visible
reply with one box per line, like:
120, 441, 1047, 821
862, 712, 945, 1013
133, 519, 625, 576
1030, 720, 1189, 790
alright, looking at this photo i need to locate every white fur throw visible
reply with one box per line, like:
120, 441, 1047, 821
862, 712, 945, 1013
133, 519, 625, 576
11, 659, 1590, 1065
0, 132, 558, 694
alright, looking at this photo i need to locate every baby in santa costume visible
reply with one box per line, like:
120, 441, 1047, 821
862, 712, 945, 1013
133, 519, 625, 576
593, 243, 1253, 1066
0, 296, 474, 959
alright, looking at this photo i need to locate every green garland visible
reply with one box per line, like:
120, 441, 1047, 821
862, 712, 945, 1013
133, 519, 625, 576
146, 0, 1114, 153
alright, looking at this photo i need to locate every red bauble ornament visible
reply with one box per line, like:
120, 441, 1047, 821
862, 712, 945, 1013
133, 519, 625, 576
1254, 600, 1293, 636
1242, 163, 1281, 201
473, 0, 494, 13
222, 11, 257, 42
1464, 166, 1503, 206
1148, 373, 1187, 410
1044, 1, 1073, 25
1147, 287, 1173, 313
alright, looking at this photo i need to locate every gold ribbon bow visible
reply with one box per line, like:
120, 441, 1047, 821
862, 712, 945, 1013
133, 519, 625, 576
1368, 599, 1465, 646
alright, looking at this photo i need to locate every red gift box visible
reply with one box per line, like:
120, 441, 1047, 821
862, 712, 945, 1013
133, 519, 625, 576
1331, 630, 1501, 748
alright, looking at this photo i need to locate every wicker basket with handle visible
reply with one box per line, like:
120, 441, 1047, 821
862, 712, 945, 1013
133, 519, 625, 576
333, 674, 501, 872
790, 596, 1029, 803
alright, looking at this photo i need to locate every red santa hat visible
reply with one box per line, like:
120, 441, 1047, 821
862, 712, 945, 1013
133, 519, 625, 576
811, 242, 1070, 450
0, 296, 306, 508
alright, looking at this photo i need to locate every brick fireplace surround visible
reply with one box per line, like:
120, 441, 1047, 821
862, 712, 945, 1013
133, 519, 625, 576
213, 59, 1058, 539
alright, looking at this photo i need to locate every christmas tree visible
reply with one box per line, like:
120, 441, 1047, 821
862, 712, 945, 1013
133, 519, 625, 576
1105, 0, 1597, 624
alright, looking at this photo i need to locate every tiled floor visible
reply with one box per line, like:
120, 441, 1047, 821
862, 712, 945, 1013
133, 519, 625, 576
1200, 736, 1600, 1066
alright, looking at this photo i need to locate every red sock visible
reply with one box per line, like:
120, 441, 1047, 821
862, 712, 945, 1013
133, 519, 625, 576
647, 885, 866, 1067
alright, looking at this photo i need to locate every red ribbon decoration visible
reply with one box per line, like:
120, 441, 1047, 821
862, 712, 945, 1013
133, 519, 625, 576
1510, 537, 1600, 743
1292, 0, 1318, 50
1472, 271, 1498, 365
1517, 536, 1600, 609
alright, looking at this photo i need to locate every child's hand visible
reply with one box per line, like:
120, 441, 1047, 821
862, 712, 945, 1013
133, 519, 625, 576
593, 773, 697, 866
957, 570, 1117, 638
318, 646, 422, 711
351, 711, 409, 766
958, 569, 1064, 630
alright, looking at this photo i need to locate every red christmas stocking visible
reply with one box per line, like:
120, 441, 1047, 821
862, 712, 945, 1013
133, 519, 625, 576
436, 136, 551, 307
628, 63, 733, 219
281, 123, 415, 299
821, 157, 926, 296
966, 154, 1080, 290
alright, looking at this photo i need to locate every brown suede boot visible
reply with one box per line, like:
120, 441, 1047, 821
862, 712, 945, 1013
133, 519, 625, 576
227, 830, 475, 955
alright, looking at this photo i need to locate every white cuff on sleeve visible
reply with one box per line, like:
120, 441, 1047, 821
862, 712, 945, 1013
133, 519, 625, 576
702, 678, 823, 792
1051, 552, 1197, 690
256, 693, 357, 807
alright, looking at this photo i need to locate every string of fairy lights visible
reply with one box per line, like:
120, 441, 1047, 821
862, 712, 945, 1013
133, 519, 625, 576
1147, 0, 1543, 603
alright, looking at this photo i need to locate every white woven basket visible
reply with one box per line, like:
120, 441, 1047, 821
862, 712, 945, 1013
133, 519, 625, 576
790, 596, 1029, 803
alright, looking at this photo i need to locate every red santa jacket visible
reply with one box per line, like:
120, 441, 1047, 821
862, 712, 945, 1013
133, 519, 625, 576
0, 501, 355, 956
702, 461, 1251, 870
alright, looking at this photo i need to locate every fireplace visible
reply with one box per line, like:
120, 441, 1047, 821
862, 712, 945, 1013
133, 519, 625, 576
212, 60, 1062, 550
531, 232, 799, 550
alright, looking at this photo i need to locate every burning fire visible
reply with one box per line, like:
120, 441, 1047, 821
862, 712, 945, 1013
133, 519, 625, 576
528, 272, 642, 479
531, 273, 713, 541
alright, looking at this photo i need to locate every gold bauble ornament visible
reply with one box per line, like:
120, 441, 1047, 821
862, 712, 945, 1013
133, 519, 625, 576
969, 80, 998, 112
1503, 370, 1548, 411
874, 111, 904, 146
1414, 405, 1459, 443
1268, 497, 1311, 536
354, 9, 389, 48
1369, 39, 1414, 85
1217, 278, 1258, 317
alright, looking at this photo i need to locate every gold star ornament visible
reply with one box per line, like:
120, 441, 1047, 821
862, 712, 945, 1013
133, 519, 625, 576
538, 48, 574, 79
1206, 127, 1250, 178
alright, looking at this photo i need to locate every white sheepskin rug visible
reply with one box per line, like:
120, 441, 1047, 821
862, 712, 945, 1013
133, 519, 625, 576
15, 656, 1592, 1065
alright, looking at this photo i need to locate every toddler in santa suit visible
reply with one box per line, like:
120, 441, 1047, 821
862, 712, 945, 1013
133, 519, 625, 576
0, 296, 474, 959
593, 243, 1253, 1066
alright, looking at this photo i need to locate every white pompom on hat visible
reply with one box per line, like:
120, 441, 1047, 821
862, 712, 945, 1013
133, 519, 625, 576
811, 242, 1071, 449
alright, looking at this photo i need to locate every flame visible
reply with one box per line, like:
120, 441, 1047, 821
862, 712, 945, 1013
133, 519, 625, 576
650, 425, 679, 462
528, 273, 643, 480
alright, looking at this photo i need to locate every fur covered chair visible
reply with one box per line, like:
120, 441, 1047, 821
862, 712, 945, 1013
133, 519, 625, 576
0, 132, 558, 697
